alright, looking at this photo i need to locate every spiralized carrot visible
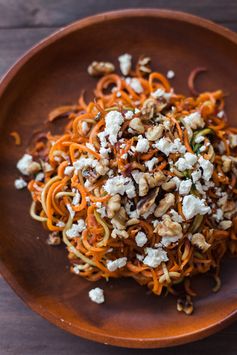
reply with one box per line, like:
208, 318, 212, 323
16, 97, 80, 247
17, 56, 237, 313
10, 131, 21, 145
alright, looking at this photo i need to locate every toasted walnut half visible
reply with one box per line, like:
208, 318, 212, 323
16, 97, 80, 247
145, 125, 164, 141
47, 232, 61, 246
141, 98, 157, 120
129, 117, 145, 133
154, 193, 175, 217
155, 214, 182, 237
111, 207, 127, 230
137, 187, 160, 216
88, 61, 115, 77
177, 295, 193, 315
190, 233, 211, 252
107, 194, 121, 218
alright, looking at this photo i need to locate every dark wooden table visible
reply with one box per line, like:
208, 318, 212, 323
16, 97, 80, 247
1, 1, 237, 354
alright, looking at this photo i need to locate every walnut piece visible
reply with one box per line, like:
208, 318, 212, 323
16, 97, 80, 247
138, 172, 165, 197
88, 61, 115, 77
129, 117, 145, 133
111, 207, 127, 230
154, 193, 175, 217
219, 220, 232, 230
155, 214, 182, 237
161, 180, 176, 191
222, 155, 232, 173
141, 98, 157, 120
190, 233, 211, 252
107, 194, 121, 218
47, 232, 61, 246
145, 125, 164, 141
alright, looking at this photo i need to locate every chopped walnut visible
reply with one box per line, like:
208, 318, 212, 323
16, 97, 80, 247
138, 175, 149, 197
229, 133, 237, 148
47, 232, 61, 246
145, 125, 164, 141
222, 155, 232, 173
129, 117, 145, 133
138, 57, 151, 73
177, 295, 193, 315
190, 233, 211, 252
126, 218, 140, 226
107, 194, 121, 218
88, 61, 115, 77
154, 193, 175, 217
161, 180, 176, 191
137, 187, 159, 216
141, 98, 157, 120
147, 171, 166, 188
111, 229, 129, 239
155, 214, 182, 237
111, 207, 127, 230
219, 220, 232, 230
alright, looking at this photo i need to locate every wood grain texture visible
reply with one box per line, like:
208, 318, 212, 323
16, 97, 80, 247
0, 0, 237, 28
0, 0, 237, 353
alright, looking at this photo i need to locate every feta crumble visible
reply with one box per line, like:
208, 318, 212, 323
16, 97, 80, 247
182, 195, 211, 220
167, 70, 175, 79
175, 152, 197, 171
16, 154, 40, 175
14, 177, 27, 190
88, 287, 104, 304
126, 77, 143, 94
145, 157, 158, 171
135, 231, 148, 247
118, 53, 132, 76
179, 179, 192, 195
151, 88, 172, 101
198, 156, 214, 181
104, 110, 124, 144
73, 157, 97, 171
125, 110, 134, 119
64, 166, 74, 176
107, 257, 127, 272
183, 111, 205, 130
103, 175, 136, 198
143, 247, 168, 268
66, 219, 86, 238
136, 136, 149, 153
153, 138, 186, 156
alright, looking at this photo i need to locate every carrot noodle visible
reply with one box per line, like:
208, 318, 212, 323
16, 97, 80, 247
16, 56, 237, 312
10, 131, 21, 145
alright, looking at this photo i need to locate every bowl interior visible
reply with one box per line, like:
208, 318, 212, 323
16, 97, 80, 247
0, 10, 237, 348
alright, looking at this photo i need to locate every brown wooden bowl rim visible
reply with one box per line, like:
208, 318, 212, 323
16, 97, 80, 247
1, 8, 237, 348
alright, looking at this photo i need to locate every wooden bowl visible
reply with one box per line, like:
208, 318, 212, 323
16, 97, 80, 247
0, 9, 237, 349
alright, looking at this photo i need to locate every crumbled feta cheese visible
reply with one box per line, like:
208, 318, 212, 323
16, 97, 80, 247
96, 202, 107, 218
195, 135, 205, 143
88, 287, 104, 304
131, 170, 144, 184
72, 264, 81, 275
136, 254, 144, 261
182, 195, 211, 219
199, 145, 207, 152
135, 135, 149, 153
126, 77, 143, 94
198, 156, 214, 181
82, 121, 89, 135
217, 110, 224, 118
43, 162, 53, 173
121, 153, 128, 160
145, 157, 158, 171
16, 154, 40, 175
35, 172, 44, 181
103, 175, 136, 198
169, 209, 183, 223
179, 179, 192, 195
104, 110, 124, 144
72, 190, 81, 206
151, 88, 172, 101
191, 169, 202, 183
153, 138, 186, 156
183, 111, 205, 130
213, 208, 223, 222
14, 177, 27, 190
56, 221, 65, 228
66, 219, 86, 238
167, 70, 175, 79
107, 257, 127, 272
143, 247, 168, 268
64, 166, 74, 176
125, 110, 134, 119
118, 53, 132, 76
135, 231, 148, 247
175, 152, 197, 171
73, 157, 97, 171
160, 235, 180, 247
